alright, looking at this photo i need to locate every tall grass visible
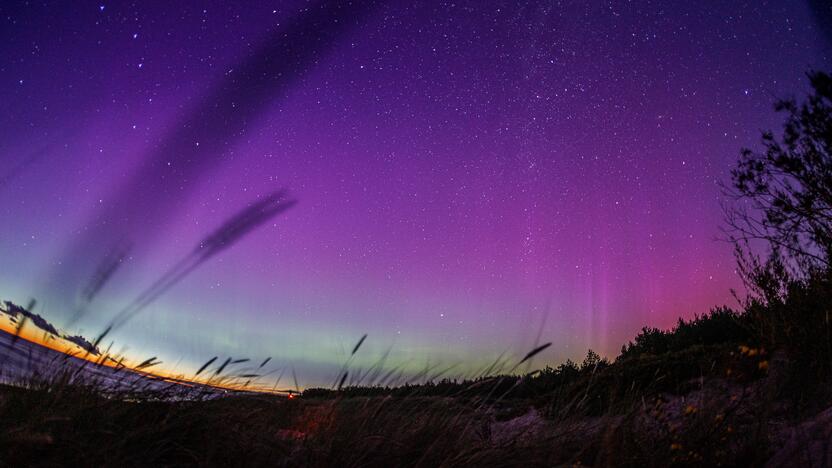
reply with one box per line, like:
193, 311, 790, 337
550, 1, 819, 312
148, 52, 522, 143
1, 263, 831, 465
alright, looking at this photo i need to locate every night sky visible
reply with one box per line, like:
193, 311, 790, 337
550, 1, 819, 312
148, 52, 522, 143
1, 1, 830, 386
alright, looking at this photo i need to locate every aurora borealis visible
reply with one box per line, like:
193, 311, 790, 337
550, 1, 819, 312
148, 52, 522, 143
1, 1, 831, 386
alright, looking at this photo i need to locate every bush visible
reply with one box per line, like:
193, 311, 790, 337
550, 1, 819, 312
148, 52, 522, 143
619, 307, 752, 360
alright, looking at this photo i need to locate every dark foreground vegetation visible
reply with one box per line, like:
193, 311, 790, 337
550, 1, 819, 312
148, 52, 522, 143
2, 73, 832, 466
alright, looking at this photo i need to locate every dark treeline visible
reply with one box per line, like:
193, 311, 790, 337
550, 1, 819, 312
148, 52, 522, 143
302, 305, 769, 417
304, 72, 832, 415
305, 268, 830, 415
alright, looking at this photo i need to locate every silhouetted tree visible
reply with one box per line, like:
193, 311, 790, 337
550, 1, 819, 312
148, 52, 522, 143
725, 73, 832, 391
726, 71, 832, 290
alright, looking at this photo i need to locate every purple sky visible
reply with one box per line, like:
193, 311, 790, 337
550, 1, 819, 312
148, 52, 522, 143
1, 1, 830, 386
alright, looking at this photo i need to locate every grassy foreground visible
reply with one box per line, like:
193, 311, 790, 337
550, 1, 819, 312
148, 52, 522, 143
0, 298, 830, 467
3, 253, 832, 466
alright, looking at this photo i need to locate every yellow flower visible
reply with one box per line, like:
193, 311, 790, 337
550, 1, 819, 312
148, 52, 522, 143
670, 443, 683, 451
714, 414, 724, 423
747, 348, 759, 357
738, 345, 750, 354
683, 405, 697, 416
758, 360, 769, 371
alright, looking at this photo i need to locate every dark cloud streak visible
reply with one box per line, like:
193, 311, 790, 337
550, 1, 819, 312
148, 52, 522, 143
0, 145, 52, 193
47, 0, 380, 303
106, 190, 296, 333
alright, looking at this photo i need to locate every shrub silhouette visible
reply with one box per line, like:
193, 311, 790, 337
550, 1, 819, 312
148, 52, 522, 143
724, 71, 832, 403
620, 307, 751, 359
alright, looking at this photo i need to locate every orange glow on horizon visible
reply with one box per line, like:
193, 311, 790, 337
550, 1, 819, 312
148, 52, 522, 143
0, 314, 290, 395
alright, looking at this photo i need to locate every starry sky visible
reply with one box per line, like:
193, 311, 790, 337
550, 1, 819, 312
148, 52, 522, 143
1, 1, 830, 387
